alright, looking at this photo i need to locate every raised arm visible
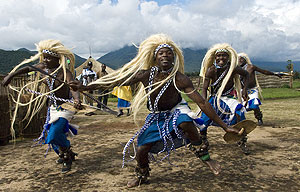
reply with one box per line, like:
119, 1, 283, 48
2, 63, 44, 86
69, 69, 149, 92
254, 65, 282, 78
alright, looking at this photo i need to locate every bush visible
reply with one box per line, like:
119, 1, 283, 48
293, 71, 300, 79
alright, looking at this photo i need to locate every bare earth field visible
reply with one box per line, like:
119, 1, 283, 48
0, 97, 300, 192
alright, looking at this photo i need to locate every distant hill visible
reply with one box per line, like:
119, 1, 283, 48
97, 45, 207, 72
97, 45, 138, 69
251, 60, 300, 72
1, 47, 299, 75
0, 48, 86, 75
98, 46, 299, 73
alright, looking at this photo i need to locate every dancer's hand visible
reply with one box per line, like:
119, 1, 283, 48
74, 99, 83, 110
69, 80, 85, 91
225, 126, 243, 135
275, 73, 283, 79
242, 89, 248, 101
2, 75, 12, 86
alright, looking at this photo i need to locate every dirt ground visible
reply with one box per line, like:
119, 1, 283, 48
0, 97, 300, 192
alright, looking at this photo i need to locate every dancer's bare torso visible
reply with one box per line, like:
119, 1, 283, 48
126, 69, 188, 111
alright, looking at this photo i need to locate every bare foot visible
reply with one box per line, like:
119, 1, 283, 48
202, 159, 221, 175
127, 177, 140, 188
127, 177, 149, 188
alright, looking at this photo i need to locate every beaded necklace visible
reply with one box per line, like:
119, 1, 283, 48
45, 69, 58, 107
147, 66, 173, 112
122, 67, 183, 167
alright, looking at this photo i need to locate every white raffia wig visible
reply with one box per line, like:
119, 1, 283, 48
8, 39, 75, 140
89, 33, 184, 125
199, 43, 242, 112
238, 52, 263, 98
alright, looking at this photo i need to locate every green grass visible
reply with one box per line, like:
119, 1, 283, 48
262, 79, 300, 99
182, 79, 300, 102
108, 97, 118, 102
109, 79, 300, 102
262, 88, 300, 99
293, 79, 300, 88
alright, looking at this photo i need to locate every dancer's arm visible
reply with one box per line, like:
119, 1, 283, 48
254, 65, 283, 78
66, 69, 82, 109
175, 72, 239, 134
2, 63, 44, 86
234, 66, 249, 101
69, 70, 149, 91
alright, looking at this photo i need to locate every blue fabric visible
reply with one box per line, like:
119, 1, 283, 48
200, 96, 245, 131
45, 117, 71, 147
117, 98, 131, 108
247, 98, 261, 111
137, 113, 193, 146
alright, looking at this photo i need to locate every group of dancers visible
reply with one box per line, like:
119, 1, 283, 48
2, 34, 282, 187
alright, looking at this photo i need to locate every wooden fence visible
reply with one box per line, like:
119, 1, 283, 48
190, 73, 292, 89
0, 74, 46, 143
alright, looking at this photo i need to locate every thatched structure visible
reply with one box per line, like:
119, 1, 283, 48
75, 57, 115, 77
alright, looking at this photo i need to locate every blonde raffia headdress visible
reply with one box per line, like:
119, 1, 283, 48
238, 52, 263, 99
89, 33, 184, 125
8, 39, 75, 141
199, 43, 242, 112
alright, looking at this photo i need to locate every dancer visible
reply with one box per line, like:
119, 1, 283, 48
198, 43, 251, 154
69, 34, 241, 187
2, 39, 82, 173
238, 52, 282, 125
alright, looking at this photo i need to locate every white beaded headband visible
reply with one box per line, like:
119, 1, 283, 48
42, 49, 60, 58
154, 43, 174, 58
240, 55, 247, 60
215, 48, 229, 54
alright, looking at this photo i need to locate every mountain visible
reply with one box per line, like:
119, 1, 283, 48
1, 46, 299, 75
97, 45, 138, 69
251, 60, 300, 72
0, 48, 86, 75
98, 45, 300, 73
97, 45, 207, 73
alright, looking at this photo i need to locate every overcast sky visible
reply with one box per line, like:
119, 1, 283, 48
1, 0, 300, 61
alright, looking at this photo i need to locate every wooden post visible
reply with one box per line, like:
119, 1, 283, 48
287, 60, 293, 88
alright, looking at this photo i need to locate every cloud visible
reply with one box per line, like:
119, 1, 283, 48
0, 0, 300, 61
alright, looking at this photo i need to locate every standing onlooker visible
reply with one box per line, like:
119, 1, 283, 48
112, 86, 132, 117
96, 64, 109, 108
81, 61, 97, 105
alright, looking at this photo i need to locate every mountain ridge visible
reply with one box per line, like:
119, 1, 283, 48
97, 45, 299, 73
0, 48, 86, 75
0, 47, 298, 75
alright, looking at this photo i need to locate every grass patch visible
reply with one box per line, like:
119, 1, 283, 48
182, 79, 300, 102
293, 79, 300, 88
261, 87, 300, 99
109, 79, 300, 103
108, 97, 118, 102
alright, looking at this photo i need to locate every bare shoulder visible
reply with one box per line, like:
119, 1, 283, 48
125, 69, 150, 85
61, 68, 75, 81
206, 65, 216, 78
34, 62, 46, 70
175, 72, 193, 89
132, 69, 150, 82
246, 63, 255, 69
136, 69, 150, 78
